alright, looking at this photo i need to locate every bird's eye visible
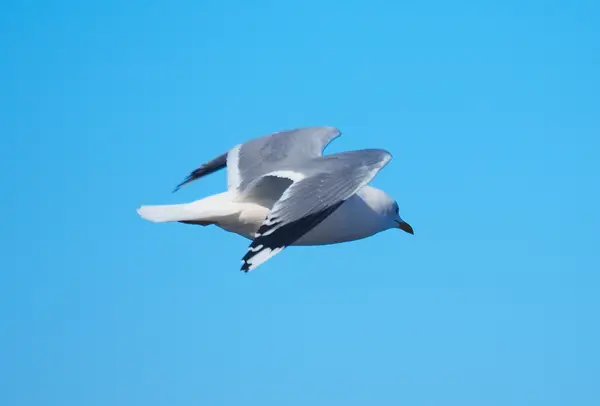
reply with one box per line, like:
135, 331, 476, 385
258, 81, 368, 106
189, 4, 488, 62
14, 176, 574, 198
395, 206, 399, 214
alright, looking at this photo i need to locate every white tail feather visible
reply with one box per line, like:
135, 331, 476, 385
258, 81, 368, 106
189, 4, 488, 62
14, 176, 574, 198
137, 192, 238, 223
137, 204, 197, 222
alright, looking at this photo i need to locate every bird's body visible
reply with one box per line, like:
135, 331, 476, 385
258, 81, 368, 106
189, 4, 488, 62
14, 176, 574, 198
137, 126, 413, 271
139, 185, 394, 245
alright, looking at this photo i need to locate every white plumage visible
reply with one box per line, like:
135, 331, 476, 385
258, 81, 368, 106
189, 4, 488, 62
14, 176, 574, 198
137, 127, 414, 272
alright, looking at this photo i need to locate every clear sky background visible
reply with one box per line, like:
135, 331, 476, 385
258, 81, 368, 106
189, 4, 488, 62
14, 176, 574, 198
2, 1, 599, 405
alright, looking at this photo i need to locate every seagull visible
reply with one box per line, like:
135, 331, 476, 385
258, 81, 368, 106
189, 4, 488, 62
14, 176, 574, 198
137, 126, 414, 272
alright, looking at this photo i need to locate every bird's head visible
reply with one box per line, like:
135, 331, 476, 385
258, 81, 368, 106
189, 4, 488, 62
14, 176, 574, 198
389, 200, 414, 235
359, 186, 414, 235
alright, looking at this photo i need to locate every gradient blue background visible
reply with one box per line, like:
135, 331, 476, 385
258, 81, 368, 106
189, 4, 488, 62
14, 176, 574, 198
2, 1, 599, 405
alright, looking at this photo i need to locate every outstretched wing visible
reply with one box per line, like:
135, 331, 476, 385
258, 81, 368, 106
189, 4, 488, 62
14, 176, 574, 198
172, 126, 341, 193
240, 149, 392, 272
227, 126, 341, 193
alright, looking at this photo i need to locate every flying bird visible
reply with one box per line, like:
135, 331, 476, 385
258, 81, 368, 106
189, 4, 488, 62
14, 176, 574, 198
137, 127, 413, 272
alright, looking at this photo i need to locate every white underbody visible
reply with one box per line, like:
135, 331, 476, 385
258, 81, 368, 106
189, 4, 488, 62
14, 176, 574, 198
137, 186, 392, 246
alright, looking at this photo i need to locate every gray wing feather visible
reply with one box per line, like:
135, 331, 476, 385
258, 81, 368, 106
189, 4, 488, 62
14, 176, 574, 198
172, 126, 340, 192
228, 126, 341, 192
240, 149, 392, 272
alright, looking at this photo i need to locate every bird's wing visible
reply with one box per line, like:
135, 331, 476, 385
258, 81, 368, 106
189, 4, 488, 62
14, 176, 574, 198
240, 149, 392, 272
227, 126, 341, 193
172, 126, 340, 193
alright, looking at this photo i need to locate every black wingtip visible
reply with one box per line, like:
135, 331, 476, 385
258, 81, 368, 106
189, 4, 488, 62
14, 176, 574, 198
241, 254, 254, 272
172, 176, 193, 193
170, 153, 228, 193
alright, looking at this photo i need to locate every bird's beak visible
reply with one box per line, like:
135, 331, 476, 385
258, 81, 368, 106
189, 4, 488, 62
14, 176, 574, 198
396, 220, 414, 235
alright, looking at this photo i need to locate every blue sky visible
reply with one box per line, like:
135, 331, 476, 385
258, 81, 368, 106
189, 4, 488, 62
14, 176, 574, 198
2, 1, 599, 405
